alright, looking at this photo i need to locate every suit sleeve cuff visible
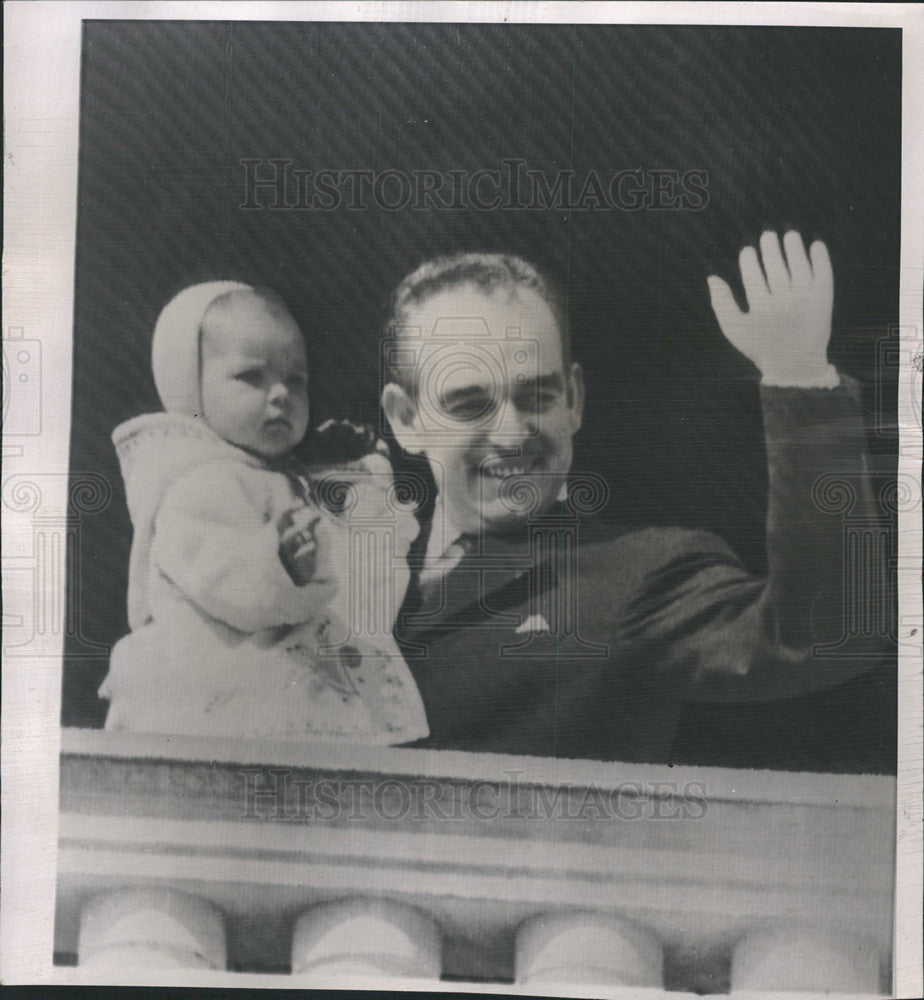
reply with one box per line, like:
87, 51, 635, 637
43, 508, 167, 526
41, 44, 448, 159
760, 363, 841, 389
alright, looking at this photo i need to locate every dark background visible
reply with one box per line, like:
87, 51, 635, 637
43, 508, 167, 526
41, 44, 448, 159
65, 21, 899, 771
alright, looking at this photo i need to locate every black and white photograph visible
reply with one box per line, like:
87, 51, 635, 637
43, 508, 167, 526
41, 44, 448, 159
2, 2, 922, 995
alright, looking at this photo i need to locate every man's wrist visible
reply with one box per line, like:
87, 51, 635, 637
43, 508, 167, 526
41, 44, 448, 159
760, 362, 840, 389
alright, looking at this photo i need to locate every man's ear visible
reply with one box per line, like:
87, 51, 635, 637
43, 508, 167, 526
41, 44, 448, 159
381, 383, 423, 454
566, 362, 585, 434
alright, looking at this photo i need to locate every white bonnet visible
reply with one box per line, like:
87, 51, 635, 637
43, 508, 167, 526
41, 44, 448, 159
151, 280, 253, 416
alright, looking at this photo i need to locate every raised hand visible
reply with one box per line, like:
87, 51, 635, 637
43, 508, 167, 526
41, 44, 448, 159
707, 231, 838, 386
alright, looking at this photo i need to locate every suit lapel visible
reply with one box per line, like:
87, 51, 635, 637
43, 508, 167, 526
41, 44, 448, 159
400, 506, 585, 639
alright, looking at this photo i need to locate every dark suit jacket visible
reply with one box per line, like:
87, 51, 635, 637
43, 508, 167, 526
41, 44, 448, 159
395, 383, 887, 762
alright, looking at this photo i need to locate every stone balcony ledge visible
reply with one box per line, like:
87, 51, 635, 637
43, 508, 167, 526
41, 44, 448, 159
55, 728, 896, 993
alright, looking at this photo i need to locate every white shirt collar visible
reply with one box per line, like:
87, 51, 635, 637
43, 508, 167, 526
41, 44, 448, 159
423, 493, 467, 568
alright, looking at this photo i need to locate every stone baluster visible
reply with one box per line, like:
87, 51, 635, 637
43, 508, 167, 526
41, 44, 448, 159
731, 924, 882, 993
78, 889, 226, 969
291, 898, 442, 979
515, 911, 664, 988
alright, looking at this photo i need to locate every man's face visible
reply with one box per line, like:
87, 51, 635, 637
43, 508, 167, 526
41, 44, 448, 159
384, 285, 584, 535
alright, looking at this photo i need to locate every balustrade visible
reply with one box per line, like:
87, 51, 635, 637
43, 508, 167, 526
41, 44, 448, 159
56, 728, 895, 994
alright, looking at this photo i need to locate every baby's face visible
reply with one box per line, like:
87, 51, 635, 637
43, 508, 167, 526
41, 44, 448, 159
200, 292, 310, 459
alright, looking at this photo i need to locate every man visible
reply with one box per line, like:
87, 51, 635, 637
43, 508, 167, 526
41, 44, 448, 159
381, 233, 883, 761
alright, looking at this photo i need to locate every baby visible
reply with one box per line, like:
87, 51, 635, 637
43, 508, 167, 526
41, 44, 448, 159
99, 281, 428, 743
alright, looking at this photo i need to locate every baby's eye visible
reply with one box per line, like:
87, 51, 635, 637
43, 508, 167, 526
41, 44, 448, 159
286, 372, 308, 389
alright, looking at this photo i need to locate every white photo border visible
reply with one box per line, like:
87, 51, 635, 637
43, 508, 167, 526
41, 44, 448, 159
2, 2, 922, 993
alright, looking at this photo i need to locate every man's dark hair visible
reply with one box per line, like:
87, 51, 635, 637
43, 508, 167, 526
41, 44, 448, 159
384, 253, 571, 397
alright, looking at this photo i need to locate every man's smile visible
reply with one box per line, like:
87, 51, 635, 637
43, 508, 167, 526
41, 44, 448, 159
478, 455, 543, 479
